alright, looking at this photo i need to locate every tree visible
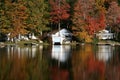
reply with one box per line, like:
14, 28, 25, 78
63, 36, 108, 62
106, 1, 120, 40
106, 1, 120, 26
49, 0, 70, 30
72, 0, 106, 42
25, 0, 50, 36
86, 12, 106, 35
0, 0, 11, 34
0, 0, 28, 38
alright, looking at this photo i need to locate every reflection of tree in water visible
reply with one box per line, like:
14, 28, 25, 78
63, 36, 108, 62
105, 46, 120, 80
71, 44, 120, 80
0, 46, 50, 80
50, 66, 69, 80
72, 45, 105, 80
109, 46, 120, 65
87, 54, 105, 80
1, 45, 120, 80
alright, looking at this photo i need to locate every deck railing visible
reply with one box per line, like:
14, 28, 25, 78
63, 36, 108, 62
95, 33, 114, 40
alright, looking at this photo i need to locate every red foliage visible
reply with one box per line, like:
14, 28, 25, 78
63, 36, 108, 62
86, 17, 98, 35
99, 13, 106, 29
49, 0, 70, 24
86, 12, 106, 35
72, 0, 106, 35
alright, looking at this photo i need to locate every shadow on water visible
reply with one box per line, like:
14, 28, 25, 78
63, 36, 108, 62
0, 44, 120, 80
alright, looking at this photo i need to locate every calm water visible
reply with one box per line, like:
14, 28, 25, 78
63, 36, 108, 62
0, 44, 120, 80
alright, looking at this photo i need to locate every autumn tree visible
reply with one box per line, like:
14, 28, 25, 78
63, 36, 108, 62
49, 0, 70, 30
106, 1, 120, 40
0, 0, 12, 35
0, 0, 28, 38
25, 0, 50, 36
106, 1, 120, 27
72, 0, 106, 42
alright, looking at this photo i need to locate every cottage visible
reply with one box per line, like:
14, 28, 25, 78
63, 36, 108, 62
52, 28, 72, 44
95, 29, 114, 40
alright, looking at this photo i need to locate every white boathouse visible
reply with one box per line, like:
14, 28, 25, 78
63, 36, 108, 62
52, 28, 72, 44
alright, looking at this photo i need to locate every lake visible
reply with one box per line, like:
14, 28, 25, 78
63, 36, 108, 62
0, 44, 120, 80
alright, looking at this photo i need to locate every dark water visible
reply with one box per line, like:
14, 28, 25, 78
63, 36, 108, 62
0, 44, 120, 80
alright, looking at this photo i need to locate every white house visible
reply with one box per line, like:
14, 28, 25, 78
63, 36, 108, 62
95, 29, 114, 40
52, 28, 72, 44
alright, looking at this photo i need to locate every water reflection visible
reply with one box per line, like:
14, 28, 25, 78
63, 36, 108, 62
50, 45, 72, 80
0, 44, 120, 80
96, 45, 115, 62
6, 45, 43, 59
51, 45, 71, 63
0, 45, 50, 80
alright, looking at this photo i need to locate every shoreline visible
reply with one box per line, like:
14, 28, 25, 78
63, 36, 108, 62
96, 40, 120, 46
1, 40, 120, 48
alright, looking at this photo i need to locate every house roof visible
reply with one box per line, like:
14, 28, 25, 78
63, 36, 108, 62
99, 29, 109, 33
54, 28, 72, 36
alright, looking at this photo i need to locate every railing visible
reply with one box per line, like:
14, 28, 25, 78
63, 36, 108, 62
96, 33, 114, 40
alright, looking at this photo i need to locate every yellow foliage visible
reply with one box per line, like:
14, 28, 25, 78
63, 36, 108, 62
85, 35, 93, 43
79, 31, 86, 39
78, 31, 93, 43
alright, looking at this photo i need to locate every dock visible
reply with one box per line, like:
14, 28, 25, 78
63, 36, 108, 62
97, 41, 120, 46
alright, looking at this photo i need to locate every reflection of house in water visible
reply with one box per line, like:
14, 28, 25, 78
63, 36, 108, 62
96, 45, 114, 62
51, 45, 71, 63
7, 45, 43, 59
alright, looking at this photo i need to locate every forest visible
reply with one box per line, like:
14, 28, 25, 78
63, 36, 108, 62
0, 0, 120, 43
